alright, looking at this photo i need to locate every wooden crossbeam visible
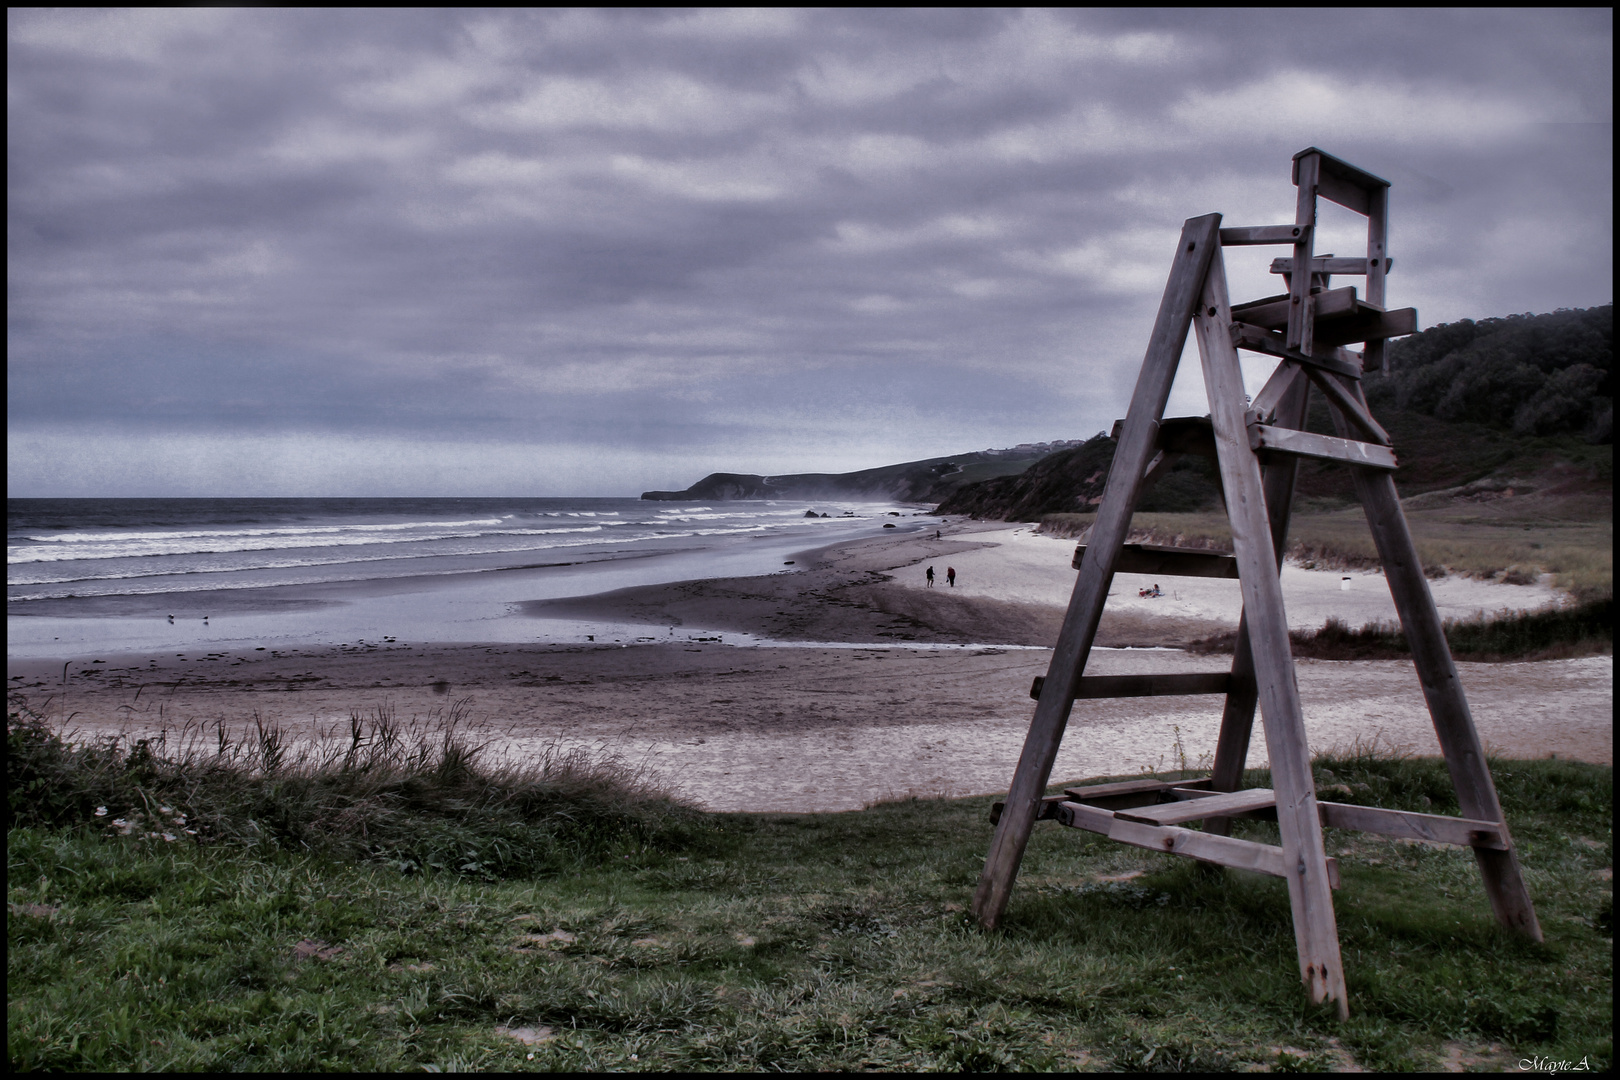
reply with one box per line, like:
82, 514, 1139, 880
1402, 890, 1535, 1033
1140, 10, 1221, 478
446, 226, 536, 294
1317, 802, 1506, 850
1116, 787, 1277, 826
1234, 286, 1358, 331
1072, 542, 1238, 578
1233, 289, 1416, 350
1271, 256, 1388, 277
1248, 424, 1397, 470
1294, 146, 1389, 217
1248, 359, 1307, 425
1028, 672, 1231, 701
1230, 321, 1363, 380
1311, 304, 1419, 347
1057, 800, 1300, 880
1219, 224, 1309, 246
988, 794, 1068, 826
1299, 367, 1391, 445
1065, 777, 1200, 800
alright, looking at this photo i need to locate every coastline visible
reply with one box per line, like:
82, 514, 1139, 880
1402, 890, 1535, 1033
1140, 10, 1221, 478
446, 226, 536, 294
9, 518, 1609, 812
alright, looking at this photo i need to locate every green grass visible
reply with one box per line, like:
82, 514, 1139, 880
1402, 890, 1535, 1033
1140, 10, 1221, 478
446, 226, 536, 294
7, 711, 1613, 1072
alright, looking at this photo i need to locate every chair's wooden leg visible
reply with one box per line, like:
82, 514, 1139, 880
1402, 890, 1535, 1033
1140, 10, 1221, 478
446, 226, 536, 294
1194, 251, 1349, 1018
971, 214, 1221, 931
1207, 369, 1309, 835
1325, 385, 1543, 942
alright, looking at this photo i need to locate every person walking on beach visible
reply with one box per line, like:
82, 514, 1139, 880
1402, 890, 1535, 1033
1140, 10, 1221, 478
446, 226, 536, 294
946, 566, 956, 587
926, 566, 935, 587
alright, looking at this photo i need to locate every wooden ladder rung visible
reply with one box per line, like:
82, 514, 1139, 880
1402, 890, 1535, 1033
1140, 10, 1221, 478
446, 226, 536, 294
1116, 787, 1277, 825
1248, 425, 1397, 470
1072, 542, 1238, 577
1031, 673, 1232, 701
1270, 256, 1379, 278
1057, 798, 1340, 887
1063, 777, 1183, 800
1219, 224, 1309, 246
1317, 802, 1508, 850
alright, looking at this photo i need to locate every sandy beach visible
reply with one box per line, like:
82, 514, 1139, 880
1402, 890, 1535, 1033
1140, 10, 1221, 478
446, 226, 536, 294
9, 518, 1608, 813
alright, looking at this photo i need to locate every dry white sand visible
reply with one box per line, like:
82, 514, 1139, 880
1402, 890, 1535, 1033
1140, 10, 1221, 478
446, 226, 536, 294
900, 524, 1568, 630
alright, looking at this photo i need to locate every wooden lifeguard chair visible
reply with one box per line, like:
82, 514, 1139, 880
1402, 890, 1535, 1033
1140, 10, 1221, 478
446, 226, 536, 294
972, 148, 1542, 1018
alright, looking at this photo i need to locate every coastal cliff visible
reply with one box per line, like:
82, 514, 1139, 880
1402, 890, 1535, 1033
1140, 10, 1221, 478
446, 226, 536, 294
641, 442, 1087, 502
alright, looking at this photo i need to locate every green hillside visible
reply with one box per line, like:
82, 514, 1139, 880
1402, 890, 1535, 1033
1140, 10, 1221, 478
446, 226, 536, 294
938, 305, 1613, 522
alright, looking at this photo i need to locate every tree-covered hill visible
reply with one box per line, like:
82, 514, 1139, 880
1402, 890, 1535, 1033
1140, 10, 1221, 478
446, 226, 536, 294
937, 305, 1612, 521
1366, 305, 1611, 443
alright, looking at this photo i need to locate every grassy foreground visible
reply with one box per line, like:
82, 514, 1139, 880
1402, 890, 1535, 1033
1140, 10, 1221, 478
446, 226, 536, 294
8, 713, 1613, 1072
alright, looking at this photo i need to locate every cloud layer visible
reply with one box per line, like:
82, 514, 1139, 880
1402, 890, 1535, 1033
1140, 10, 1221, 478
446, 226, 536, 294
8, 9, 1612, 495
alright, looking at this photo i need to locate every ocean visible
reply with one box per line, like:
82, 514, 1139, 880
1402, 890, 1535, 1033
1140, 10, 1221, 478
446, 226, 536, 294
7, 497, 925, 657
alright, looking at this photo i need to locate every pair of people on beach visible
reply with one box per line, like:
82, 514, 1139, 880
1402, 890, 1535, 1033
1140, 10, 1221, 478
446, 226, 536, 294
925, 566, 955, 588
1138, 583, 1162, 598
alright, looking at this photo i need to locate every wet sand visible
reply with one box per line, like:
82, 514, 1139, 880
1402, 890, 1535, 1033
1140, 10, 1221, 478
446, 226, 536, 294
9, 521, 1608, 812
12, 518, 1607, 816
7, 641, 1609, 813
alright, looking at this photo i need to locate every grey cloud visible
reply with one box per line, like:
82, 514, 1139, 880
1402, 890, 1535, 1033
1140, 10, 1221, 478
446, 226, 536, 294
7, 8, 1611, 495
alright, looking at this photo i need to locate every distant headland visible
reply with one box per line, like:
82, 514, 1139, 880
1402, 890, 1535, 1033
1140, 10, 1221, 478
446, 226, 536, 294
640, 441, 1091, 503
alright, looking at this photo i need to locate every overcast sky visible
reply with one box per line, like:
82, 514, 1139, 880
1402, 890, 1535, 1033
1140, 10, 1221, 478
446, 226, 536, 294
8, 8, 1612, 497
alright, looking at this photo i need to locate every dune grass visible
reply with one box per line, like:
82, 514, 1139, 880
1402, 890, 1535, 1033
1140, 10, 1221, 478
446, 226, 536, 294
8, 707, 1613, 1072
1182, 597, 1615, 662
1038, 508, 1613, 603
7, 703, 705, 882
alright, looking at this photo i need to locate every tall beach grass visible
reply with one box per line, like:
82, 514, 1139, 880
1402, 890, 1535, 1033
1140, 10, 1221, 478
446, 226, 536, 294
7, 701, 705, 880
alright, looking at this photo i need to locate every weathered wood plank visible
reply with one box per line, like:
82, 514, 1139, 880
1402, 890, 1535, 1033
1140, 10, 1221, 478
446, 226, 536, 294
1312, 305, 1418, 348
1029, 672, 1232, 701
1316, 802, 1506, 849
970, 214, 1222, 932
1315, 169, 1372, 216
1234, 285, 1356, 332
1055, 801, 1292, 877
1219, 224, 1310, 246
1294, 146, 1389, 216
1060, 777, 1213, 814
988, 794, 1068, 826
1060, 799, 1120, 835
1364, 185, 1390, 373
1323, 385, 1543, 942
1208, 371, 1309, 838
1247, 359, 1307, 426
1116, 787, 1277, 825
1271, 256, 1375, 277
1060, 801, 1338, 886
1072, 542, 1239, 578
1230, 321, 1363, 380
1194, 246, 1348, 1015
1249, 425, 1397, 470
1287, 153, 1320, 351
1063, 777, 1179, 801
